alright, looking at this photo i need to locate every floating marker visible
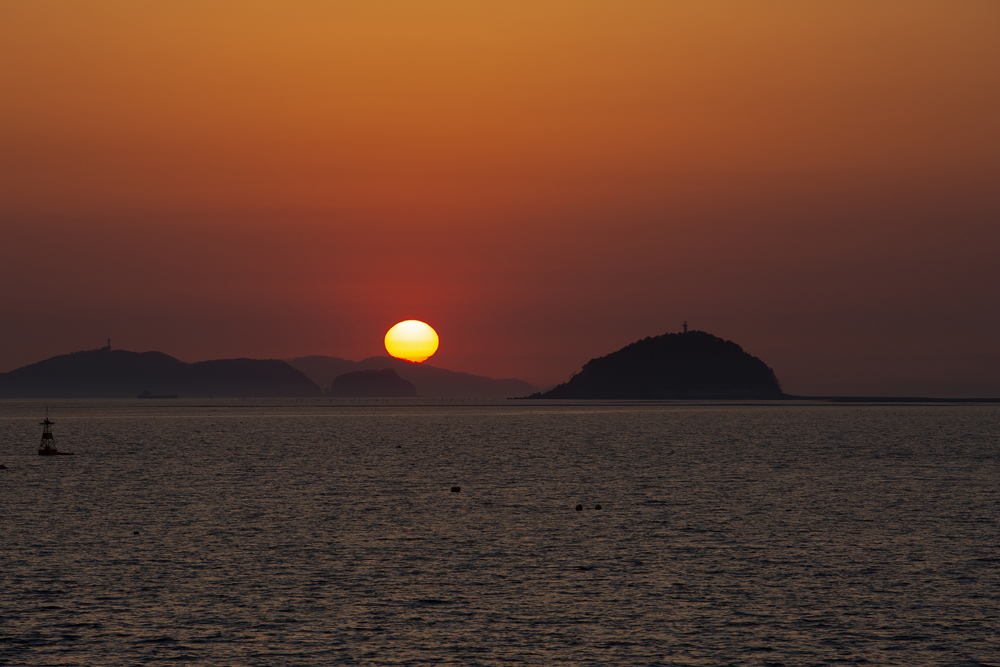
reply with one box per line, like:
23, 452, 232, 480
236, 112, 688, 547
575, 504, 583, 511
595, 504, 602, 510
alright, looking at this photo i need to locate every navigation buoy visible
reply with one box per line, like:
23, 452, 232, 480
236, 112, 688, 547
595, 504, 602, 510
451, 486, 461, 493
575, 504, 583, 511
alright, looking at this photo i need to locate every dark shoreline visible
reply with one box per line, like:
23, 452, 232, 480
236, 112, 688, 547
524, 394, 1000, 403
786, 395, 1000, 403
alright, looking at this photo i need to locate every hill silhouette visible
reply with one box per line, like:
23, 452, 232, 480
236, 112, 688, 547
287, 355, 537, 398
326, 368, 418, 397
532, 330, 783, 399
0, 347, 322, 398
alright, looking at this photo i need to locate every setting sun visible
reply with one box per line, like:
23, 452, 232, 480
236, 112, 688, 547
384, 320, 439, 363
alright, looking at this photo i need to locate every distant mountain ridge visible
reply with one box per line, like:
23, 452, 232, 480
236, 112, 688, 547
533, 330, 783, 399
0, 347, 538, 398
286, 355, 537, 398
0, 348, 322, 398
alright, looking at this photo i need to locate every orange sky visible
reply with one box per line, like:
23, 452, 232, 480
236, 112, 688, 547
2, 1, 998, 395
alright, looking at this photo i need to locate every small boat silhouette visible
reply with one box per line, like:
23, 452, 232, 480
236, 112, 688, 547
38, 411, 73, 456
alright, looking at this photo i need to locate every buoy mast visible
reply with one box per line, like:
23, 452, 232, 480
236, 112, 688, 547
37, 408, 71, 455
40, 411, 54, 444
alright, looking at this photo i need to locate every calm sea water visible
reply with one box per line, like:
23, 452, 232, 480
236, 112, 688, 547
1, 399, 998, 666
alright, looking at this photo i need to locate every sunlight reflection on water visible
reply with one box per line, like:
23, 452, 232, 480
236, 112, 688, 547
1, 399, 998, 665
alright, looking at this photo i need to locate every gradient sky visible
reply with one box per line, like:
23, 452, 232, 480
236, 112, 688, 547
2, 1, 998, 396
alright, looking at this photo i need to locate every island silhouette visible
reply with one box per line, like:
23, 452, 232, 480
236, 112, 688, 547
530, 329, 783, 399
0, 344, 538, 398
326, 368, 418, 398
1, 333, 787, 400
0, 346, 322, 398
287, 355, 537, 399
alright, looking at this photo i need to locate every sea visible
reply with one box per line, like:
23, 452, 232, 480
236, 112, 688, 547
1, 399, 997, 666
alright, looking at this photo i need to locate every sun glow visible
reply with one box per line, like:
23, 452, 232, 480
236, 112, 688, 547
384, 320, 439, 363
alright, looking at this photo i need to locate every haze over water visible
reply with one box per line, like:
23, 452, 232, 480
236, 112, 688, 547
2, 400, 998, 665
